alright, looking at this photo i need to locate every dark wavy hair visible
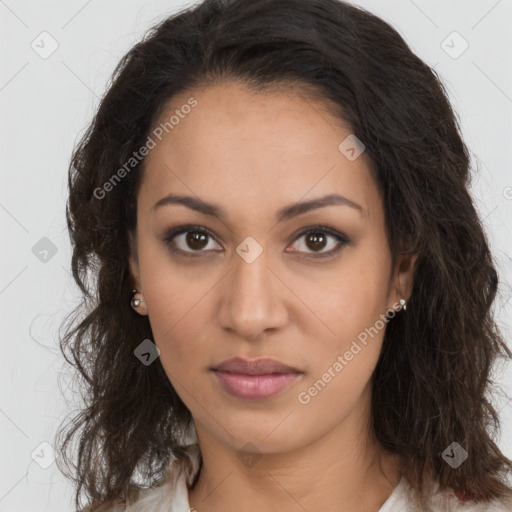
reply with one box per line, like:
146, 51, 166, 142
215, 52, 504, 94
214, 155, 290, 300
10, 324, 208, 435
55, 0, 512, 509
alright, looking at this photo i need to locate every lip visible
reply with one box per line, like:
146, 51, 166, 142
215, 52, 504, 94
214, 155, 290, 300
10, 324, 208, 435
211, 357, 303, 400
212, 357, 301, 374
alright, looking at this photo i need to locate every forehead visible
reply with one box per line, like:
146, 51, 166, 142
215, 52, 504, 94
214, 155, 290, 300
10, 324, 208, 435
138, 81, 380, 225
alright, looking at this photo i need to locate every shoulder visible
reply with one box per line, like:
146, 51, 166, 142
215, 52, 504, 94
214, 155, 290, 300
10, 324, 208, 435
430, 492, 512, 512
132, 446, 200, 511
127, 443, 201, 511
398, 477, 512, 512
81, 443, 201, 512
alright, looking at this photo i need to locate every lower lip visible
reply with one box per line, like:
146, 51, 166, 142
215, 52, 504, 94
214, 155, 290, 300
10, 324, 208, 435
213, 370, 302, 400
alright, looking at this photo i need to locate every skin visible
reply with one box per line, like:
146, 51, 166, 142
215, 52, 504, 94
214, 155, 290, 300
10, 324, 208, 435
128, 81, 415, 512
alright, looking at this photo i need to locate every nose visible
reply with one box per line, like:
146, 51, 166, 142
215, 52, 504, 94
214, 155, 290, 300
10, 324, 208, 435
216, 247, 289, 340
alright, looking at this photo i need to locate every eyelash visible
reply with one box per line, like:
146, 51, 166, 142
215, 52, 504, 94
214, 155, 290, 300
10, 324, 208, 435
162, 224, 350, 260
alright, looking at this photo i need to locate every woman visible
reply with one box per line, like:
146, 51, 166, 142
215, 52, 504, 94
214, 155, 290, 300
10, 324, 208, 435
55, 0, 512, 510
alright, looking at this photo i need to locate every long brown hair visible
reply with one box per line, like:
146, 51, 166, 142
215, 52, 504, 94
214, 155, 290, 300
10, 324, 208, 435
55, 0, 512, 509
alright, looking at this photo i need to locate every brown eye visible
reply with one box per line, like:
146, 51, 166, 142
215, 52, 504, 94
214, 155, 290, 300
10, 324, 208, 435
163, 225, 222, 256
304, 232, 328, 251
163, 224, 349, 260
185, 231, 209, 250
288, 226, 349, 258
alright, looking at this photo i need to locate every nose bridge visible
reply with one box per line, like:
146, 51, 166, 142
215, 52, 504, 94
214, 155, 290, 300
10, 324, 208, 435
217, 242, 287, 338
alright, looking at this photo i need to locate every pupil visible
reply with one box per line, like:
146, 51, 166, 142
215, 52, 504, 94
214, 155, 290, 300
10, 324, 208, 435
307, 232, 326, 251
186, 231, 208, 250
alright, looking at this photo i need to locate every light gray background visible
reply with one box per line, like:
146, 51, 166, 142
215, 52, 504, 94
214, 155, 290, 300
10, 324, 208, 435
1, 0, 511, 510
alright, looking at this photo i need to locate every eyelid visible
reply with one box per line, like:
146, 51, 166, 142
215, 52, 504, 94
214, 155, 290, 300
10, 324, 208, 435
286, 224, 350, 259
162, 223, 350, 258
162, 224, 222, 257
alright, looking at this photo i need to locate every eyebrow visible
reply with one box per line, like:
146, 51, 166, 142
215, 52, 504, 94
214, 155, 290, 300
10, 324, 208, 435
152, 192, 364, 222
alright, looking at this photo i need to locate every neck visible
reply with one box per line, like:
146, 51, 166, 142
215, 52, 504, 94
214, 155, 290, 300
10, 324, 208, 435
187, 390, 403, 512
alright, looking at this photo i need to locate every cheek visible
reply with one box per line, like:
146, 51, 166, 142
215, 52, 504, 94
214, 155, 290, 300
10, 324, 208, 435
309, 248, 391, 343
296, 268, 389, 420
296, 243, 391, 401
136, 240, 211, 361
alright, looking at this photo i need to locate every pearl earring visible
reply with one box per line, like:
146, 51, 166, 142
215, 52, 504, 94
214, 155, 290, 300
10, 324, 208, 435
399, 298, 407, 311
131, 289, 144, 308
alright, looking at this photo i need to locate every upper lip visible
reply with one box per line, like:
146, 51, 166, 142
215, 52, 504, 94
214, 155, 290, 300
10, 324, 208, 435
212, 357, 302, 375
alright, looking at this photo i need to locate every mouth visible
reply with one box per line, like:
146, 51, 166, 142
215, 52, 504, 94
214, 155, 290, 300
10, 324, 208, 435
212, 356, 301, 374
211, 357, 303, 400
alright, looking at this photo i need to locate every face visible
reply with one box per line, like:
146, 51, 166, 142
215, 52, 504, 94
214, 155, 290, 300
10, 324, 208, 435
129, 81, 414, 455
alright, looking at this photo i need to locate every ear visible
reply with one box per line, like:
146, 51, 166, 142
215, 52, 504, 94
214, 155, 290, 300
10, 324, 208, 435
388, 251, 417, 311
128, 229, 141, 291
128, 230, 149, 316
